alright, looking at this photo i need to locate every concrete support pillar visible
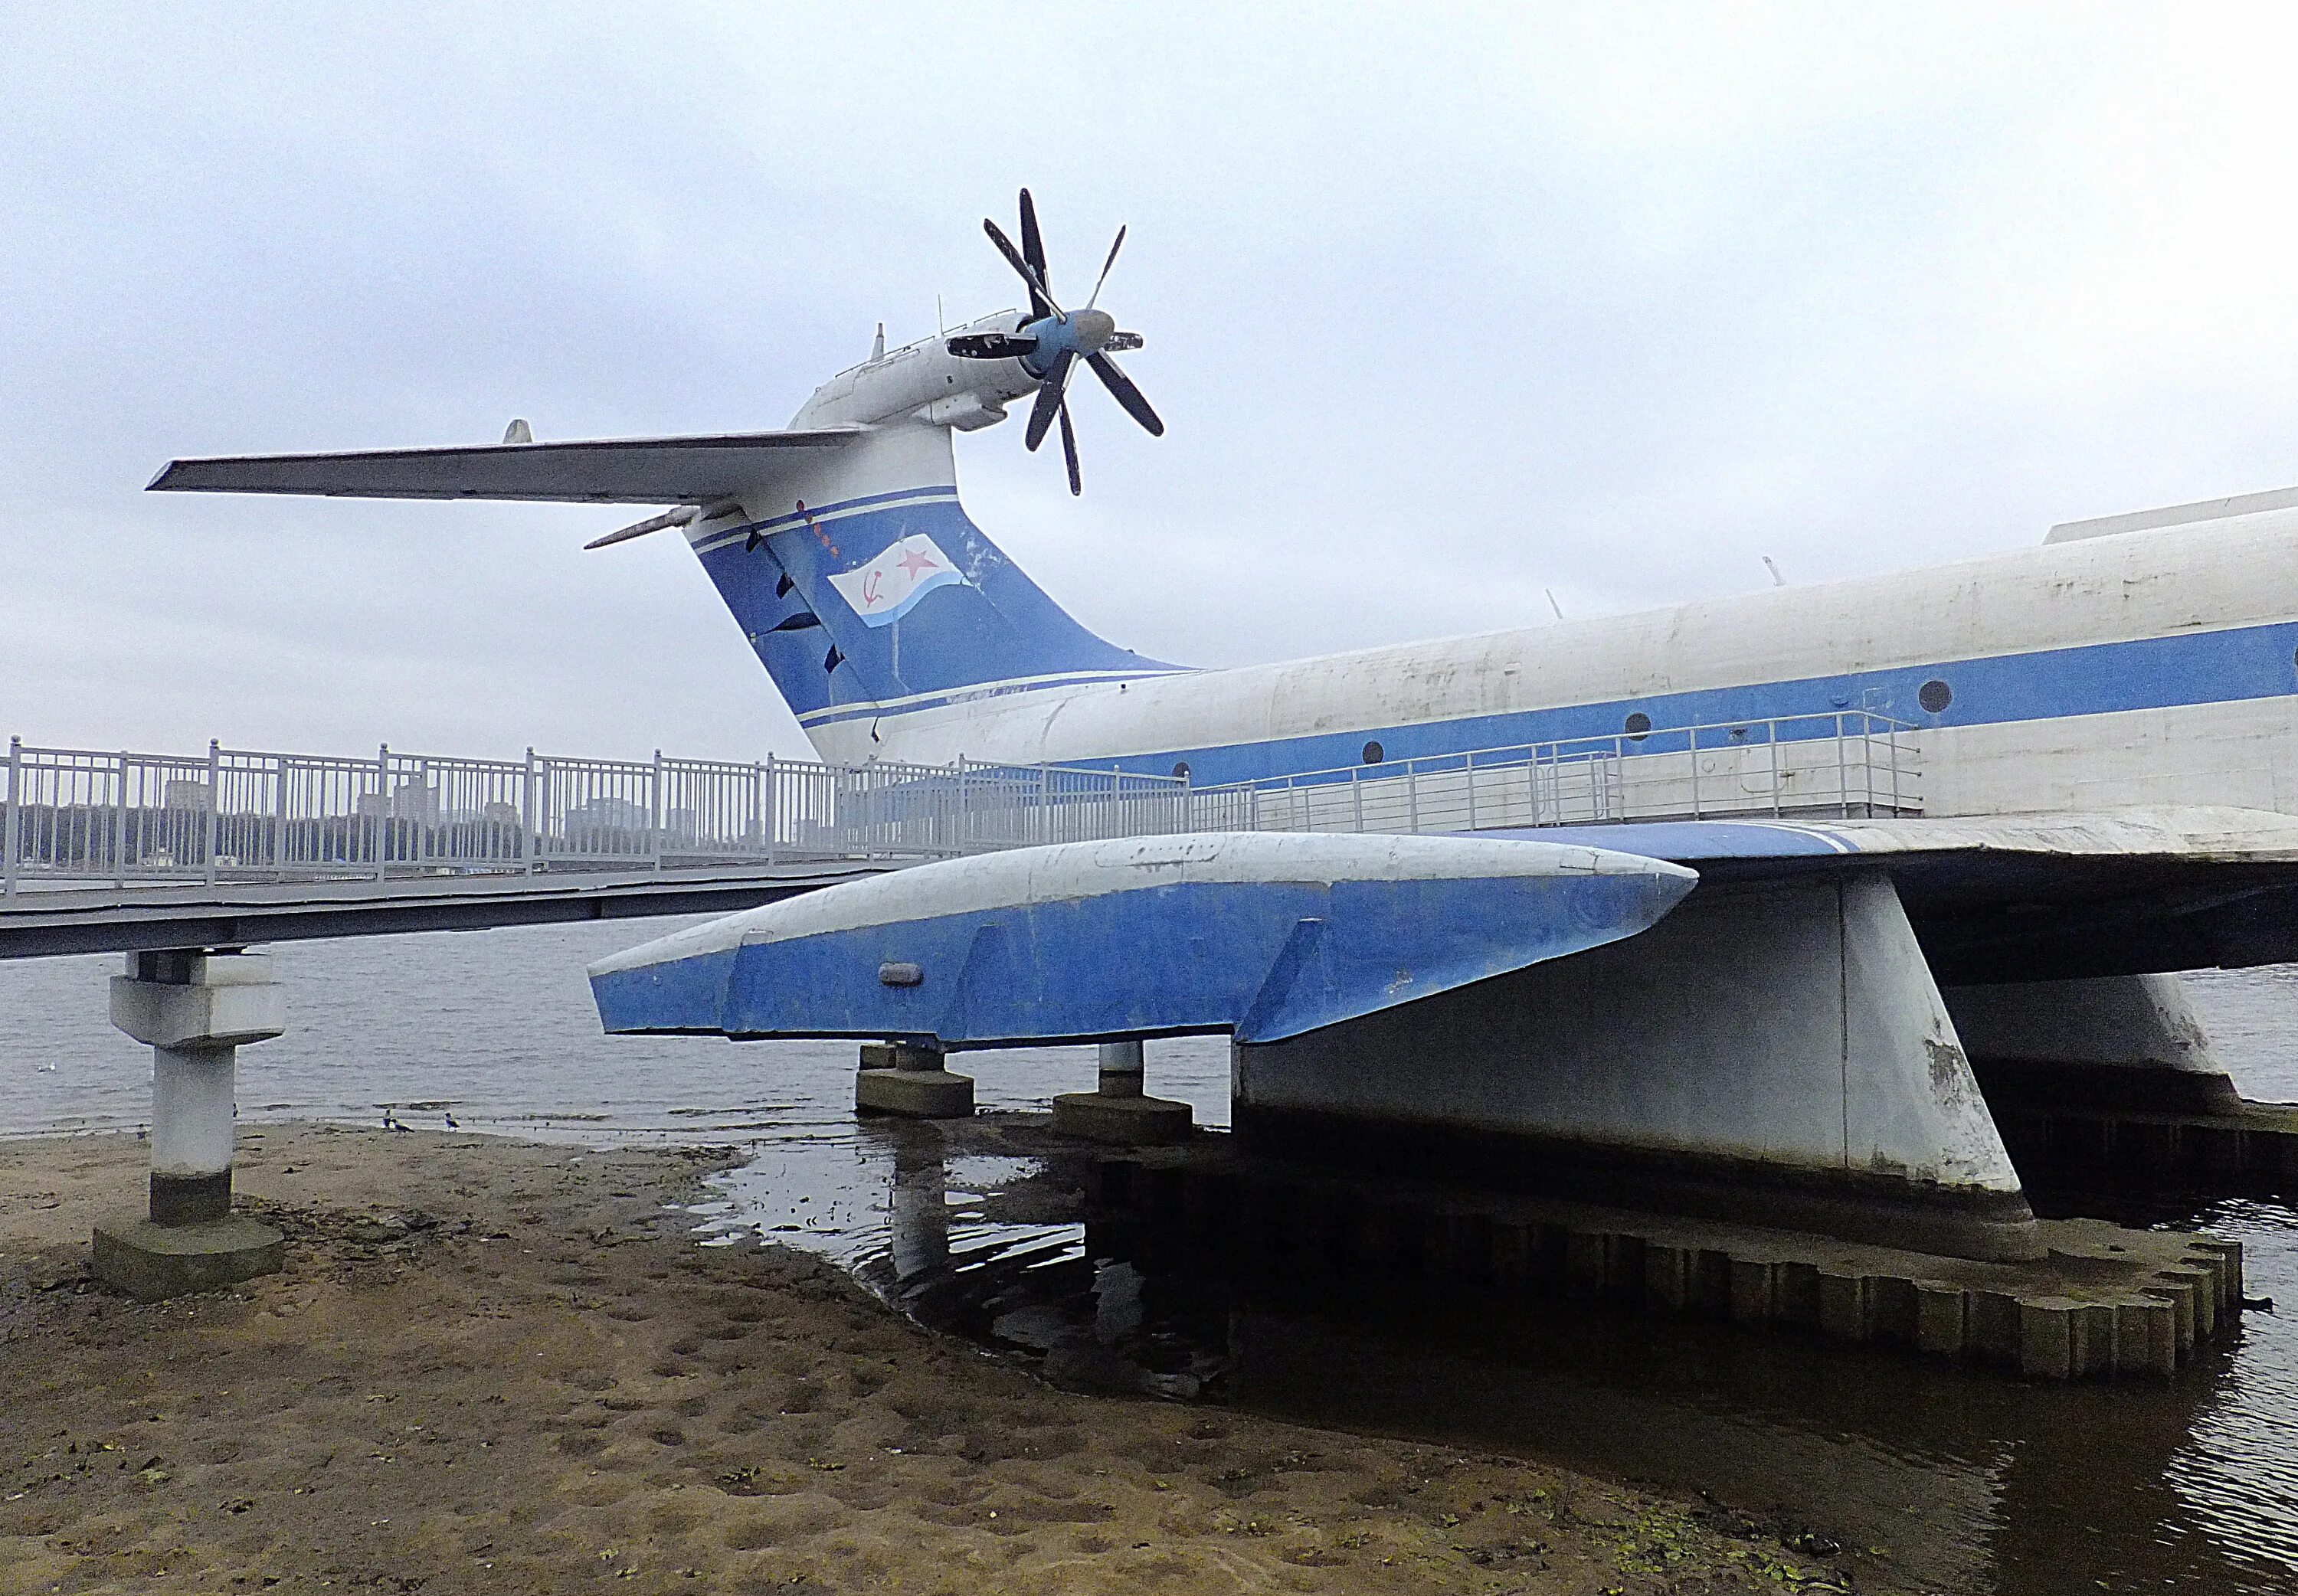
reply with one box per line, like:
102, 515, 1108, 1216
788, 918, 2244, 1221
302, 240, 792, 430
1945, 973, 2243, 1114
1098, 1039, 1146, 1097
855, 1041, 974, 1118
1053, 1039, 1193, 1145
149, 1044, 238, 1223
93, 950, 286, 1300
1231, 873, 2039, 1261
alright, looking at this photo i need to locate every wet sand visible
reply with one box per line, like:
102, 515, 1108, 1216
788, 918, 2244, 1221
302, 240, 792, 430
0, 1126, 1890, 1594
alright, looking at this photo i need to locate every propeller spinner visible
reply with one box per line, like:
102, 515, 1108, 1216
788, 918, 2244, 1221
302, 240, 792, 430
945, 188, 1160, 495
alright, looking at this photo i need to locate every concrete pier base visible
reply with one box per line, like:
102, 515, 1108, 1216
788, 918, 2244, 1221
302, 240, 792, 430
855, 1043, 974, 1118
92, 1213, 286, 1303
1072, 1133, 2247, 1381
93, 950, 286, 1300
1053, 1042, 1193, 1146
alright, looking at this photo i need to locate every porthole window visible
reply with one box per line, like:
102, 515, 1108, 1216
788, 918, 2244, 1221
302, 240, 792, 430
1918, 679, 1953, 715
1171, 761, 1191, 781
1624, 712, 1651, 741
1361, 741, 1385, 765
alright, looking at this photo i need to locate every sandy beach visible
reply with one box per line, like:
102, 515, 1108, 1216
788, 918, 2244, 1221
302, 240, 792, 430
0, 1125, 1885, 1594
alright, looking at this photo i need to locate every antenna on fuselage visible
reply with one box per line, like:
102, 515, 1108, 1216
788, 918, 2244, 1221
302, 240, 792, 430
1762, 556, 1786, 587
1546, 589, 1564, 620
871, 322, 886, 361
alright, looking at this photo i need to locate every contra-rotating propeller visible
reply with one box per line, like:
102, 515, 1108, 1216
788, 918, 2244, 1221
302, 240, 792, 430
944, 188, 1160, 495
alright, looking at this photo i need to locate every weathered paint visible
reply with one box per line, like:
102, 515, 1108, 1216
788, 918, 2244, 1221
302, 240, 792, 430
589, 832, 1696, 1047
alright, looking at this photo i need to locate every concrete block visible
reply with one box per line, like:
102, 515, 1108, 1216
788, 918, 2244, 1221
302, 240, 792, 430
1729, 1259, 1779, 1325
1645, 1243, 1694, 1311
110, 956, 285, 1050
856, 1067, 974, 1118
1870, 1276, 1920, 1346
2147, 1281, 2197, 1355
2018, 1298, 2076, 1379
1777, 1262, 1823, 1329
1914, 1283, 1968, 1356
2116, 1297, 2178, 1375
1818, 1271, 1874, 1342
93, 1212, 283, 1302
2164, 1267, 2217, 1338
2071, 1303, 2116, 1376
2190, 1239, 2244, 1311
1051, 1091, 1191, 1145
1969, 1290, 2023, 1362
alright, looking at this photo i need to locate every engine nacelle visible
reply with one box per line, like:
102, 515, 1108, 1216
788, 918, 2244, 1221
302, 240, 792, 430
791, 311, 1039, 433
916, 391, 1010, 432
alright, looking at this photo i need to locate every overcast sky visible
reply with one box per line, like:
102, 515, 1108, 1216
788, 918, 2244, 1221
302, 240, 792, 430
6, 5, 2298, 764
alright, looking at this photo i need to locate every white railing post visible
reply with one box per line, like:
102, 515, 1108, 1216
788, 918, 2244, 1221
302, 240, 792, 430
3, 737, 18, 898
764, 754, 779, 864
374, 743, 389, 880
1837, 715, 1852, 819
270, 752, 286, 875
955, 754, 970, 853
650, 750, 665, 871
1465, 749, 1478, 832
112, 751, 127, 888
205, 739, 221, 886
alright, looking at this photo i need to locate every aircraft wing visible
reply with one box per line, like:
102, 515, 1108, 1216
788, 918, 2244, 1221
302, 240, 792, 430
1495, 806, 2298, 982
146, 427, 864, 505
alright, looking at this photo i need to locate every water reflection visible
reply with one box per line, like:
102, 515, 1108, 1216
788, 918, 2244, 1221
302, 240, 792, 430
685, 1117, 2298, 1595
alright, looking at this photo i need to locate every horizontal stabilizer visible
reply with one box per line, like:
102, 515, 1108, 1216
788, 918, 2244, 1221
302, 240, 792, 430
146, 428, 863, 505
588, 832, 1697, 1048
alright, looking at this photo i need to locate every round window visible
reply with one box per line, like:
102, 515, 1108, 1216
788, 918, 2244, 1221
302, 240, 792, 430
1918, 679, 1953, 714
1170, 761, 1191, 781
1361, 741, 1385, 765
1624, 712, 1651, 741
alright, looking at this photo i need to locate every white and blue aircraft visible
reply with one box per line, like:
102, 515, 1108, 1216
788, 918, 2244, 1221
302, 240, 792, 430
152, 191, 2298, 1261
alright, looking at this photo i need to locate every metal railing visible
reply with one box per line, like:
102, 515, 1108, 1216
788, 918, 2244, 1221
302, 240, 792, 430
0, 739, 1190, 891
1180, 711, 1921, 837
2, 712, 1920, 894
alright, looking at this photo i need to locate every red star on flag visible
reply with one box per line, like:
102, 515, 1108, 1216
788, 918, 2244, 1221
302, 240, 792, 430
894, 543, 941, 578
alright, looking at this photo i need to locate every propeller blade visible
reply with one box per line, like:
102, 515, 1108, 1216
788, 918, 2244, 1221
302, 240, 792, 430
1025, 350, 1075, 452
1085, 225, 1125, 309
946, 331, 1038, 359
1018, 188, 1048, 282
1086, 353, 1164, 437
1058, 400, 1082, 496
985, 217, 1056, 321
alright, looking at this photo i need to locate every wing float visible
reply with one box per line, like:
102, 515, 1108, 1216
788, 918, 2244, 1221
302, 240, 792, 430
589, 832, 1697, 1048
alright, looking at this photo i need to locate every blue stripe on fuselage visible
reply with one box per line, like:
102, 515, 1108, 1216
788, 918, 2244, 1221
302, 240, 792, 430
935, 620, 2298, 786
